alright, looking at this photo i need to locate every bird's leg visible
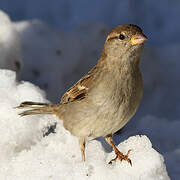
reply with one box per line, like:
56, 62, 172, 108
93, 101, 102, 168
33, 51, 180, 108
105, 135, 132, 166
79, 138, 86, 162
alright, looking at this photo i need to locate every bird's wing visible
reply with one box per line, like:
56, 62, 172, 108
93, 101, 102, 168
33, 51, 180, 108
61, 66, 97, 104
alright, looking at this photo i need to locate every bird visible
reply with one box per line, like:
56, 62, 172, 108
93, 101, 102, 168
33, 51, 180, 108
16, 24, 147, 165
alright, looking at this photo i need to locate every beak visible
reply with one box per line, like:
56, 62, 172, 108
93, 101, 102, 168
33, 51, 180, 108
130, 33, 148, 45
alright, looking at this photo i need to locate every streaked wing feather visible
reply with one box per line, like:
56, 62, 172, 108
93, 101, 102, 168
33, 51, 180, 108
61, 68, 96, 104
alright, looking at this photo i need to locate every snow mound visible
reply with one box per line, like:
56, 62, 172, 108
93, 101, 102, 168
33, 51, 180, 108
0, 11, 23, 75
0, 69, 169, 180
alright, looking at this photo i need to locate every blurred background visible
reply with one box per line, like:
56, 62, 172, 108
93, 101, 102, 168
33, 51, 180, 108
0, 0, 179, 179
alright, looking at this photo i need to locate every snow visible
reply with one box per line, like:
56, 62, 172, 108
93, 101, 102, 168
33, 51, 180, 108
0, 10, 23, 76
0, 70, 170, 179
3, 135, 169, 180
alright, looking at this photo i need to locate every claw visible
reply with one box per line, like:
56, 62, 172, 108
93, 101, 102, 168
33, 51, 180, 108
108, 155, 118, 164
105, 136, 132, 166
108, 149, 132, 166
128, 159, 132, 166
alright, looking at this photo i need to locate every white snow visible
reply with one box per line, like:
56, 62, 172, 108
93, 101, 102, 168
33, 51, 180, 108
0, 10, 23, 76
0, 70, 170, 179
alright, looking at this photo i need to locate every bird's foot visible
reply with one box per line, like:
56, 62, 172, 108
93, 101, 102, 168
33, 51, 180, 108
108, 149, 132, 166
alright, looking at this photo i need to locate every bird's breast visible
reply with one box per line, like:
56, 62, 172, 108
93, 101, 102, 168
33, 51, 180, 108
87, 68, 143, 137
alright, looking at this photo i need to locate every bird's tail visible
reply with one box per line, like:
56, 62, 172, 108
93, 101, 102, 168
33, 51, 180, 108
16, 101, 59, 117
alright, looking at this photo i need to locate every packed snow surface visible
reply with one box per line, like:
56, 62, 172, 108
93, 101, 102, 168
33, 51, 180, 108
0, 70, 170, 180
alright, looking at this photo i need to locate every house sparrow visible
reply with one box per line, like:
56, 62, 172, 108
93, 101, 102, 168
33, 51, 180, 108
17, 24, 147, 165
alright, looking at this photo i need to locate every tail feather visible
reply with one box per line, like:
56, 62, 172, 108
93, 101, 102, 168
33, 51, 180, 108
16, 101, 58, 117
16, 101, 49, 109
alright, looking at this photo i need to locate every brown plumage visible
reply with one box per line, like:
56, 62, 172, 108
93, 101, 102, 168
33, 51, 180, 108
16, 24, 147, 165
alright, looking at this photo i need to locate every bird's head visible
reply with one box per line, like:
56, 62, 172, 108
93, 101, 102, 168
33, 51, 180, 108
104, 24, 147, 59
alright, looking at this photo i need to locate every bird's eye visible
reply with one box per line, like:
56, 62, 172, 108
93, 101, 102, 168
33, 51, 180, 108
119, 34, 125, 40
